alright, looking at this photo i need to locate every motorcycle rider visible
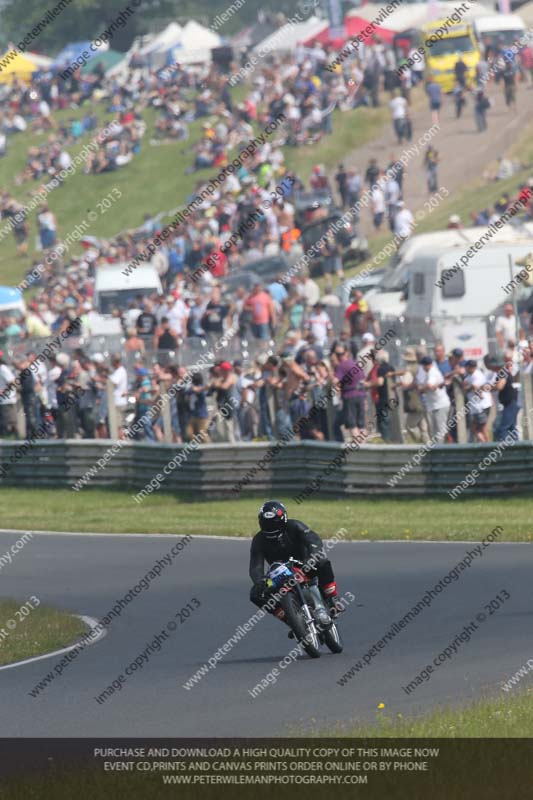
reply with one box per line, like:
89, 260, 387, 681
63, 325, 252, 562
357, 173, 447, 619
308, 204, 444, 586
249, 501, 343, 627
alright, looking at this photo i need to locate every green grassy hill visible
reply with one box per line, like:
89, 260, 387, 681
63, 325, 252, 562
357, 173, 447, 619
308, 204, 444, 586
0, 93, 387, 287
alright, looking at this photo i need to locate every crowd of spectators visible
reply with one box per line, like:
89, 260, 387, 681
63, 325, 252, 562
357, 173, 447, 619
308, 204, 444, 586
1, 23, 533, 450
1, 288, 532, 448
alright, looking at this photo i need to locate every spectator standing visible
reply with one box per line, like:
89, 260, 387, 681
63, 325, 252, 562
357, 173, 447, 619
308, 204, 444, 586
0, 354, 17, 438
410, 47, 425, 85
335, 164, 348, 207
167, 293, 189, 337
445, 347, 466, 443
474, 89, 490, 132
424, 145, 439, 194
400, 348, 429, 443
365, 158, 380, 188
297, 274, 320, 310
209, 361, 238, 443
454, 57, 468, 88
453, 81, 467, 118
371, 180, 386, 230
136, 302, 157, 346
76, 356, 97, 438
55, 355, 78, 439
186, 372, 210, 443
495, 303, 517, 351
502, 62, 516, 111
389, 91, 408, 143
201, 286, 229, 339
434, 342, 451, 376
133, 367, 156, 441
333, 344, 366, 438
244, 284, 276, 341
233, 360, 257, 441
385, 174, 401, 231
365, 349, 395, 442
463, 359, 493, 442
154, 317, 179, 353
425, 78, 442, 125
18, 355, 39, 438
125, 328, 145, 353
493, 352, 519, 441
37, 205, 57, 250
345, 169, 362, 209
110, 354, 128, 437
304, 302, 333, 348
393, 201, 414, 242
416, 355, 450, 443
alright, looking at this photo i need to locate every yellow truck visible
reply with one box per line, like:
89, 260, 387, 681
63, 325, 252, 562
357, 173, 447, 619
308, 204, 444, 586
422, 20, 480, 92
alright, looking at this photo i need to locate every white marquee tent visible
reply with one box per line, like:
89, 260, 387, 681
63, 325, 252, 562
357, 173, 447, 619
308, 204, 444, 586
253, 15, 329, 53
167, 20, 221, 64
139, 21, 184, 55
347, 2, 494, 33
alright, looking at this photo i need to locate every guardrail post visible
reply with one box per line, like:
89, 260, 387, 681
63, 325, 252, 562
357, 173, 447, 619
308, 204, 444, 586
325, 380, 335, 441
386, 375, 404, 443
453, 379, 468, 443
161, 380, 172, 443
266, 384, 277, 438
106, 378, 119, 440
521, 372, 533, 441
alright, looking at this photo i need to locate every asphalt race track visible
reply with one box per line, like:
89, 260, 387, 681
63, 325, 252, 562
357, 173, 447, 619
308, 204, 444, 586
0, 531, 531, 736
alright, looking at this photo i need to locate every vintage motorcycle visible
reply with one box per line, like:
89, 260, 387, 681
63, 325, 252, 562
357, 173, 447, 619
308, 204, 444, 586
265, 558, 343, 659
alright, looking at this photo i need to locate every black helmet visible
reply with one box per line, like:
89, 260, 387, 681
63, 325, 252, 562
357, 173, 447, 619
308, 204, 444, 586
258, 501, 288, 540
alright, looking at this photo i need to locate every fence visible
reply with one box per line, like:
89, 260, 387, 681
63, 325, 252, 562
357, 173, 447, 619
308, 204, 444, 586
2, 332, 274, 372
0, 438, 532, 496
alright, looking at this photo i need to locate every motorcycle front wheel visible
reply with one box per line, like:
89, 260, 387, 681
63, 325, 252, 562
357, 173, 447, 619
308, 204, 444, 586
323, 622, 343, 654
282, 592, 321, 659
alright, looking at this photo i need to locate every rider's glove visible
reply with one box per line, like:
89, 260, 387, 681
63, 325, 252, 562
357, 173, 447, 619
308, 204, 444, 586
251, 578, 268, 604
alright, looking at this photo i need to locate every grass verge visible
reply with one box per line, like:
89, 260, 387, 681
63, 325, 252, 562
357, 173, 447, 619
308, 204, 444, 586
325, 690, 533, 738
0, 598, 86, 666
0, 487, 531, 540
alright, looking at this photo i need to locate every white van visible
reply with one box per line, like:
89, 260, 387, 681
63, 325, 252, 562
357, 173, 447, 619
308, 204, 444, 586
474, 14, 527, 50
365, 224, 533, 319
94, 263, 163, 315
404, 241, 532, 356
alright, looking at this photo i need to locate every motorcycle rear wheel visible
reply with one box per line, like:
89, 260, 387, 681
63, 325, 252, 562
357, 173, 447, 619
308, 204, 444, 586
282, 592, 321, 659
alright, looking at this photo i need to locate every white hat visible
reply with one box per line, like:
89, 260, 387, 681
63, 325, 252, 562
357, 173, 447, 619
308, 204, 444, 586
362, 332, 375, 343
91, 353, 105, 363
55, 353, 70, 367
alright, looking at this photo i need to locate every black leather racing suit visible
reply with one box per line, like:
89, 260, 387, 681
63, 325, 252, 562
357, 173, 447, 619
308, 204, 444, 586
249, 519, 336, 609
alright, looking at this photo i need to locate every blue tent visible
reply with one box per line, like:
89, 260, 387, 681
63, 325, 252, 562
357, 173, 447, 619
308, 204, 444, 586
51, 42, 99, 70
0, 286, 24, 313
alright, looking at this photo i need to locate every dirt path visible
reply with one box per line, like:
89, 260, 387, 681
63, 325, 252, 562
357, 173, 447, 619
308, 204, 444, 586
342, 80, 533, 233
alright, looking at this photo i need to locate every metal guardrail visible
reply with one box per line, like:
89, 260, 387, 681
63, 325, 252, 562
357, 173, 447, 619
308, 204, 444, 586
1, 439, 532, 497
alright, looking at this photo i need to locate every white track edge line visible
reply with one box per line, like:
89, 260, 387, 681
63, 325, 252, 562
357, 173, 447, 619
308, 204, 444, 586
0, 529, 523, 545
0, 615, 106, 672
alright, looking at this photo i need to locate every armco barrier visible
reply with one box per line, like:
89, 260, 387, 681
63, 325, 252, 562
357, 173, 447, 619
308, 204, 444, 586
1, 439, 532, 496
